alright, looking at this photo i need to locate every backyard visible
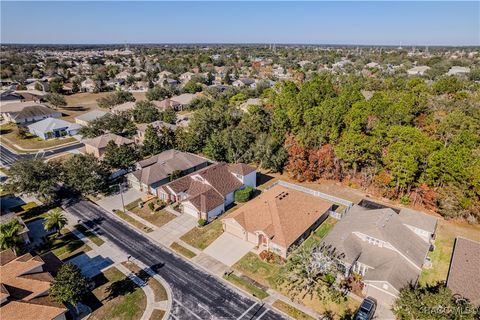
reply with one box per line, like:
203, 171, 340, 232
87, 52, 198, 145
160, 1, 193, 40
419, 218, 480, 286
83, 267, 146, 320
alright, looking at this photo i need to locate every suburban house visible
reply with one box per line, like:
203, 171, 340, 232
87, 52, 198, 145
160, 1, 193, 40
158, 162, 256, 221
26, 81, 49, 92
127, 149, 210, 194
0, 102, 61, 124
0, 249, 67, 320
223, 184, 333, 258
232, 78, 256, 88
82, 133, 134, 159
446, 237, 480, 306
74, 110, 108, 126
152, 98, 181, 112
80, 78, 97, 92
27, 118, 81, 140
321, 204, 437, 306
407, 66, 431, 76
447, 66, 471, 76
135, 120, 176, 144
111, 101, 136, 114
168, 93, 197, 110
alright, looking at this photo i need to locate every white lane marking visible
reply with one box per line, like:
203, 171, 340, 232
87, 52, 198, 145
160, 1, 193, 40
256, 308, 269, 320
237, 302, 258, 319
173, 299, 203, 320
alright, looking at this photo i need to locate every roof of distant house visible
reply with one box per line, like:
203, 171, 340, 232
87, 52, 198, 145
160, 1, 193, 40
0, 102, 60, 121
27, 117, 81, 132
111, 101, 136, 113
0, 249, 67, 320
136, 120, 176, 134
82, 133, 134, 149
170, 93, 197, 105
447, 237, 480, 306
227, 185, 332, 248
74, 110, 108, 123
152, 98, 180, 111
132, 150, 209, 186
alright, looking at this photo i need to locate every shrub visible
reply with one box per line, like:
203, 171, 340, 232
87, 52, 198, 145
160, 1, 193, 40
197, 218, 207, 227
400, 195, 410, 205
234, 186, 253, 203
148, 202, 155, 212
259, 250, 284, 264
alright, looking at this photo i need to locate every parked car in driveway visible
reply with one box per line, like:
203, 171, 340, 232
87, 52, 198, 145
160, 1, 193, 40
354, 297, 377, 320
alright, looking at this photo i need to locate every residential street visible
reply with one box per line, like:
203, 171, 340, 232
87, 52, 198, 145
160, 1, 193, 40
64, 199, 289, 320
0, 143, 84, 167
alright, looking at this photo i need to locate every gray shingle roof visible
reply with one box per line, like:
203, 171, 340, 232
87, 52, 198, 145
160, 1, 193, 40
27, 118, 80, 132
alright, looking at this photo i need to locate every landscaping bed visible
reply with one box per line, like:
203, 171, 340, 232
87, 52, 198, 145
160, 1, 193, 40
170, 242, 196, 258
83, 267, 146, 320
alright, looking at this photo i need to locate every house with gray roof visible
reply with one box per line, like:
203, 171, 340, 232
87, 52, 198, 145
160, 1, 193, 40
27, 118, 81, 140
0, 102, 61, 124
127, 149, 211, 194
321, 204, 437, 306
135, 121, 176, 144
74, 110, 108, 126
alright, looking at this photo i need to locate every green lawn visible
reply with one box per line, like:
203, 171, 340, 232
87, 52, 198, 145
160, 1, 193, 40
170, 242, 196, 258
223, 273, 269, 299
76, 224, 105, 246
130, 203, 176, 228
272, 300, 315, 320
180, 219, 224, 250
122, 261, 169, 302
114, 210, 154, 233
233, 252, 282, 289
84, 267, 146, 320
36, 229, 92, 260
180, 204, 241, 250
419, 219, 480, 286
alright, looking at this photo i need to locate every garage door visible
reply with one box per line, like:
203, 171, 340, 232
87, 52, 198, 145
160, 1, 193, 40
183, 204, 199, 218
225, 222, 246, 240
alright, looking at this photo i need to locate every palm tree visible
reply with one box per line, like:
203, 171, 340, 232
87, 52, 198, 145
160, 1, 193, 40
0, 219, 23, 255
43, 210, 68, 236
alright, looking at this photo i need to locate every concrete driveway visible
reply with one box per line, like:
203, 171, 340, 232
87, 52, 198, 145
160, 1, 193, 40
96, 187, 145, 212
204, 233, 255, 266
150, 213, 197, 246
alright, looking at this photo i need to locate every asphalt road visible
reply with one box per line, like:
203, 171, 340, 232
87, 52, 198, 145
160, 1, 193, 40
65, 199, 289, 320
0, 143, 84, 167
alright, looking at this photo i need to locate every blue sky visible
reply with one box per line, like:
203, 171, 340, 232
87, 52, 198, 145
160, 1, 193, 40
1, 1, 479, 45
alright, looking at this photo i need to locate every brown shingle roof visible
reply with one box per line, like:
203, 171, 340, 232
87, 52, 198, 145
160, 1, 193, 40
0, 249, 67, 320
226, 185, 332, 248
228, 163, 256, 176
82, 133, 134, 149
447, 237, 480, 306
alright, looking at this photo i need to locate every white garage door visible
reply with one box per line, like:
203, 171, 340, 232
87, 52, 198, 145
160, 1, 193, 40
225, 222, 246, 239
183, 203, 199, 218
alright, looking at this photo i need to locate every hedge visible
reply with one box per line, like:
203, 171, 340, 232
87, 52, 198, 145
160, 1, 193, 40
235, 186, 253, 203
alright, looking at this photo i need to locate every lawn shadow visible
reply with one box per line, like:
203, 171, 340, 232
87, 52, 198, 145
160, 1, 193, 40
104, 277, 137, 301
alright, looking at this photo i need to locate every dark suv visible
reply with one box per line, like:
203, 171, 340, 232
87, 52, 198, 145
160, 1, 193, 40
354, 297, 377, 320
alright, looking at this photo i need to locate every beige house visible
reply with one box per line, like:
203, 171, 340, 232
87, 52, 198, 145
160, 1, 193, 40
223, 184, 333, 258
82, 133, 134, 159
0, 249, 67, 320
74, 110, 108, 126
